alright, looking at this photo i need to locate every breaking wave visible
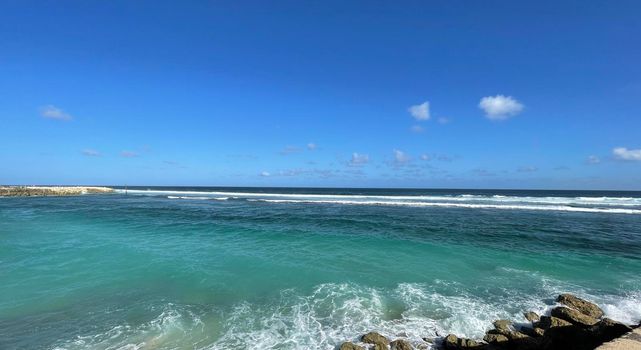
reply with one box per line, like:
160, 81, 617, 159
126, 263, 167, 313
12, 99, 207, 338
51, 283, 641, 350
117, 189, 641, 214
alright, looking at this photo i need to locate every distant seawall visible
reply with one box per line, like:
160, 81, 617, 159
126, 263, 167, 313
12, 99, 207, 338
0, 186, 114, 197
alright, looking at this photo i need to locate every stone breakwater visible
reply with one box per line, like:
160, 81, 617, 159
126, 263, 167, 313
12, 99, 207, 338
0, 186, 114, 197
339, 294, 640, 350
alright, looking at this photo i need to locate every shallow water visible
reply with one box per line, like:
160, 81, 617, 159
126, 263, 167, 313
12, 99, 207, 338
1, 187, 640, 349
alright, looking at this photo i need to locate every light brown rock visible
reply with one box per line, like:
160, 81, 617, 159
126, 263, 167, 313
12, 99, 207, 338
340, 342, 365, 350
536, 315, 573, 329
390, 339, 413, 350
551, 306, 599, 327
557, 293, 604, 318
524, 311, 540, 322
483, 332, 509, 343
362, 332, 390, 346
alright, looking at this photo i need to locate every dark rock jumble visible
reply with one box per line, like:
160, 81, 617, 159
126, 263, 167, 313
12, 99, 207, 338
338, 294, 637, 350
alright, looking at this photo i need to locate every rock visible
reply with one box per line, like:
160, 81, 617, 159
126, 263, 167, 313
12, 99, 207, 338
390, 339, 413, 350
556, 293, 604, 319
505, 331, 529, 341
443, 334, 482, 349
443, 334, 459, 349
483, 332, 509, 344
536, 315, 573, 329
520, 326, 545, 337
551, 306, 599, 327
457, 338, 479, 348
544, 323, 597, 350
493, 319, 512, 333
523, 311, 540, 322
372, 343, 387, 350
362, 332, 390, 346
591, 318, 633, 343
339, 342, 365, 350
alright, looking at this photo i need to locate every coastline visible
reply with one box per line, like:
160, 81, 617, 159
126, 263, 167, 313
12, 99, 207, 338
0, 186, 114, 197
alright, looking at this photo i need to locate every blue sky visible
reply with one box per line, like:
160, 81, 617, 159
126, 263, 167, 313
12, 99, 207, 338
1, 1, 640, 189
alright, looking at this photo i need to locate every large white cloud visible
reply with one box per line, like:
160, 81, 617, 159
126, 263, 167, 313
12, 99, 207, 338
613, 147, 641, 161
479, 95, 524, 120
40, 105, 73, 121
408, 101, 430, 120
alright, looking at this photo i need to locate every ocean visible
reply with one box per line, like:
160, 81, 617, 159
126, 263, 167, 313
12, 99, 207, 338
1, 187, 641, 349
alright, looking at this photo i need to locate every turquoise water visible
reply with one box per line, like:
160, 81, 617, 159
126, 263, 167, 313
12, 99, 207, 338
1, 187, 641, 349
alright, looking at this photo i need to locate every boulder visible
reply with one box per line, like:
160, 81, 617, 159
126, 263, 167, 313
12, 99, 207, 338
551, 306, 599, 327
520, 326, 545, 338
556, 293, 604, 318
443, 334, 459, 349
390, 339, 413, 350
544, 323, 597, 350
361, 332, 390, 346
523, 311, 540, 323
536, 315, 572, 329
505, 331, 529, 341
483, 332, 508, 344
493, 319, 512, 333
372, 344, 387, 350
339, 342, 365, 350
591, 318, 633, 343
442, 334, 480, 349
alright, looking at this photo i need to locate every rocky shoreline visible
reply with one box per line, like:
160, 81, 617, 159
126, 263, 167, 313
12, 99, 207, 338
0, 186, 114, 197
339, 294, 640, 350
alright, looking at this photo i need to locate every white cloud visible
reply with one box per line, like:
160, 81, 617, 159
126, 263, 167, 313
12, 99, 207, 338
613, 147, 641, 161
420, 154, 431, 161
586, 155, 601, 164
307, 143, 317, 150
437, 117, 449, 124
393, 149, 410, 165
121, 150, 139, 158
479, 95, 524, 120
40, 105, 73, 121
410, 125, 424, 133
408, 101, 430, 121
350, 153, 369, 166
260, 171, 271, 177
82, 149, 101, 157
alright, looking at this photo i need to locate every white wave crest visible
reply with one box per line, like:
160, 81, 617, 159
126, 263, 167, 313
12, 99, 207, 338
122, 189, 641, 214
252, 199, 641, 214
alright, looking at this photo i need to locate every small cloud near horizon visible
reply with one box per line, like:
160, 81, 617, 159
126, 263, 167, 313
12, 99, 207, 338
260, 171, 270, 177
280, 146, 302, 155
410, 125, 424, 133
121, 150, 139, 158
586, 155, 601, 164
479, 95, 524, 120
517, 165, 538, 172
349, 153, 369, 166
81, 149, 101, 157
393, 149, 411, 165
408, 101, 430, 121
40, 105, 73, 121
613, 147, 641, 161
307, 143, 317, 150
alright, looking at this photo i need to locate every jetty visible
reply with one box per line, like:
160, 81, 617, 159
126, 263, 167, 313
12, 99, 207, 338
0, 186, 114, 197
